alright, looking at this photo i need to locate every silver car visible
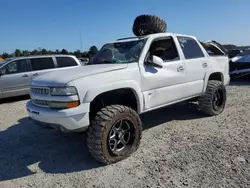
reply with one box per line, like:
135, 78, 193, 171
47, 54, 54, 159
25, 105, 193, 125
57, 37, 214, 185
0, 55, 82, 99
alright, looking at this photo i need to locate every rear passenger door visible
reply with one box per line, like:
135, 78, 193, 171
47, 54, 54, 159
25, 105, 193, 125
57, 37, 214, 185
177, 36, 208, 97
28, 57, 56, 79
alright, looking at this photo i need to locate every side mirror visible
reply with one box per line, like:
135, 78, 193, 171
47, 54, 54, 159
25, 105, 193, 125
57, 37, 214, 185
146, 55, 164, 68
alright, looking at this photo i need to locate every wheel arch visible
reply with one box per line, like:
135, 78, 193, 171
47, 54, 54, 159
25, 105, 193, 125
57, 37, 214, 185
203, 71, 224, 92
84, 81, 144, 116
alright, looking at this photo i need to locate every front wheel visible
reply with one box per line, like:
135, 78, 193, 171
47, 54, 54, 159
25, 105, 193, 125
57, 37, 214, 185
87, 105, 142, 164
198, 80, 227, 116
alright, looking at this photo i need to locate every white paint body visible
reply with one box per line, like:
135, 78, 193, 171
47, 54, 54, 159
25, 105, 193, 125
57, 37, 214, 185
26, 33, 230, 132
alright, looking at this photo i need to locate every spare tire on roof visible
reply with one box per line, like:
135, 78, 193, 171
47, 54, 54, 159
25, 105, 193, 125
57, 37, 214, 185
132, 14, 167, 36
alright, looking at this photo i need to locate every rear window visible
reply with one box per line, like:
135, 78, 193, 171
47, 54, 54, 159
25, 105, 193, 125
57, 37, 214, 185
56, 57, 78, 68
30, 57, 55, 71
178, 36, 205, 59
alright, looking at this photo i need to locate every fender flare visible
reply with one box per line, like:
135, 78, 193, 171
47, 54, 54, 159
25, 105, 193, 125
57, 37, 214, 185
203, 70, 224, 93
83, 80, 144, 113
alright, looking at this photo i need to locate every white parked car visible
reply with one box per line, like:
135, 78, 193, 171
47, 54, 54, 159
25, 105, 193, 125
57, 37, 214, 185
26, 32, 230, 164
0, 55, 82, 99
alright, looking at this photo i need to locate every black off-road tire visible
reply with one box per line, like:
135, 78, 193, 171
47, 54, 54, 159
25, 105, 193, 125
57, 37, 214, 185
198, 80, 227, 116
132, 14, 167, 36
87, 105, 142, 164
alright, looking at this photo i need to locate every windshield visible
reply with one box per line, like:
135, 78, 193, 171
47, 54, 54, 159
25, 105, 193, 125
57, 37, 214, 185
0, 60, 7, 67
89, 38, 147, 65
0, 58, 14, 67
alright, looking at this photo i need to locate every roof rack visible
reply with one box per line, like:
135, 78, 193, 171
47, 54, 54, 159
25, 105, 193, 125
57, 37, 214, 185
116, 36, 144, 41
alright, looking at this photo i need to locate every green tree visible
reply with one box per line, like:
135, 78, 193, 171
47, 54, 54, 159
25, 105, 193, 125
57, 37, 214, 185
31, 49, 38, 55
22, 50, 30, 56
55, 49, 60, 54
47, 50, 53, 55
15, 49, 22, 57
61, 49, 68, 54
74, 50, 81, 58
82, 51, 89, 57
89, 45, 98, 56
41, 48, 48, 55
2, 53, 9, 59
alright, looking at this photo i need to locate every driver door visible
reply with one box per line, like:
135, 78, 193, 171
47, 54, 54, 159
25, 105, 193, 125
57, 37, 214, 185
0, 59, 31, 98
140, 36, 187, 110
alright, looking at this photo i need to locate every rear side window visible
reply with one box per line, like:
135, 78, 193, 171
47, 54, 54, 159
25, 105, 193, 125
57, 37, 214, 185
56, 57, 78, 68
30, 57, 55, 71
178, 37, 205, 59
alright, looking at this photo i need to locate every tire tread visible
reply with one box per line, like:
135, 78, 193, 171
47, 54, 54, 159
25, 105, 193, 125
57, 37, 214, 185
87, 105, 142, 164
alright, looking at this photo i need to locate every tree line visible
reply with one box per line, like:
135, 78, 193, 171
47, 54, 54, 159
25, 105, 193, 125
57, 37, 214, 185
222, 44, 250, 50
0, 45, 98, 59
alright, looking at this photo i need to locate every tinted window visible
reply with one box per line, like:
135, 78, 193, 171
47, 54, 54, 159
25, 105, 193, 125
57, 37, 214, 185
2, 59, 28, 74
178, 37, 204, 59
56, 57, 78, 68
148, 37, 179, 62
30, 57, 55, 71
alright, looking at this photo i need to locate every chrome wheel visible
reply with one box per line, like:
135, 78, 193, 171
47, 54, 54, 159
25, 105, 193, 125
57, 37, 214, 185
108, 119, 133, 154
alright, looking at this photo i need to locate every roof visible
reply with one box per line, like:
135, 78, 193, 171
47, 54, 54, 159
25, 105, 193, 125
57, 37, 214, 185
4, 54, 76, 61
111, 32, 196, 43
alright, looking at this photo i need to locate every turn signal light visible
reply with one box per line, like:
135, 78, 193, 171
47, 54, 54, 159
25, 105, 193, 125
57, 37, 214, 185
66, 101, 80, 108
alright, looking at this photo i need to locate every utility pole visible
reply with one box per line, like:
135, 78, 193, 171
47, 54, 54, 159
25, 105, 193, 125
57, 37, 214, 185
80, 32, 83, 52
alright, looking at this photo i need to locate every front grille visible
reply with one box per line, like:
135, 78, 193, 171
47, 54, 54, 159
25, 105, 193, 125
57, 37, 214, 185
32, 99, 50, 107
31, 87, 50, 95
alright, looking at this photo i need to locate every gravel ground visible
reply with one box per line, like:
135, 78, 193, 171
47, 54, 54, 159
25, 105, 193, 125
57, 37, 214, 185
0, 82, 249, 188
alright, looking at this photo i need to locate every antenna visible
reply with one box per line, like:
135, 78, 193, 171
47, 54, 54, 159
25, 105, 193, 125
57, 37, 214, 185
80, 32, 83, 52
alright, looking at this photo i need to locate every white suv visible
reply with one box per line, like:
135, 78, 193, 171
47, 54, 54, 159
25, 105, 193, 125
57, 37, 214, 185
26, 32, 230, 164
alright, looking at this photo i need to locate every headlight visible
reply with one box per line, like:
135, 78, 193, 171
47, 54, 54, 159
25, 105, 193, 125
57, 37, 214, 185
50, 87, 78, 96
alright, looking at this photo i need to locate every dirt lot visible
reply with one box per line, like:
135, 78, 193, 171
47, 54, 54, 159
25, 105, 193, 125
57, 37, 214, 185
0, 82, 249, 188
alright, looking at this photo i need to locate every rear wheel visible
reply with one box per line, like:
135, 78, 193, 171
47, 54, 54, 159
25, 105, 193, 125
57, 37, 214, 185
87, 105, 142, 164
198, 81, 227, 116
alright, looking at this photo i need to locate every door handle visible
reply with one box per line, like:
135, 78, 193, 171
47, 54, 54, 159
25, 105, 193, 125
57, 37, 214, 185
202, 62, 208, 68
177, 66, 185, 72
22, 74, 29, 77
33, 73, 39, 76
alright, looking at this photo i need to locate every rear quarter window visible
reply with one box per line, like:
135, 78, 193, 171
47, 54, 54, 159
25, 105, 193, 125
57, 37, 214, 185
178, 36, 205, 59
30, 57, 55, 71
56, 57, 78, 68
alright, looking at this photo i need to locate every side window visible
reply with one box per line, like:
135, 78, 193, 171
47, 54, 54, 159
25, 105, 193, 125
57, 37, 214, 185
2, 60, 28, 75
30, 57, 55, 71
148, 37, 179, 62
56, 57, 78, 68
178, 37, 205, 59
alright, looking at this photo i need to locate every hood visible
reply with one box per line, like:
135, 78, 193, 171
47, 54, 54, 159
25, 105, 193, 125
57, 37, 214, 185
235, 55, 250, 63
32, 64, 128, 87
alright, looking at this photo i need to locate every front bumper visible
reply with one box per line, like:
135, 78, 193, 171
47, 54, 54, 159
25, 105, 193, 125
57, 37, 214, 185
26, 101, 90, 132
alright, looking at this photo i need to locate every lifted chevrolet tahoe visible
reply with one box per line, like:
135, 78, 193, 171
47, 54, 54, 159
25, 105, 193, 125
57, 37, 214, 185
26, 16, 230, 164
